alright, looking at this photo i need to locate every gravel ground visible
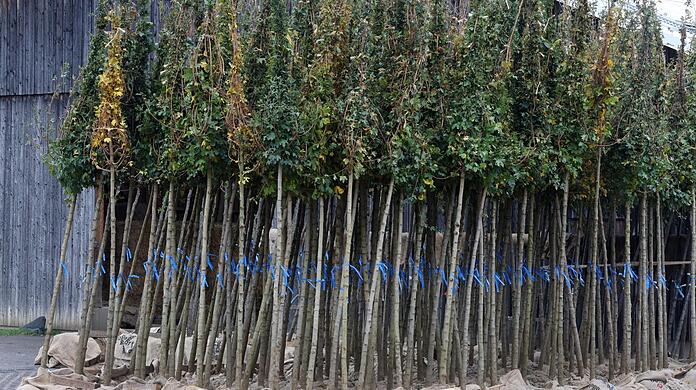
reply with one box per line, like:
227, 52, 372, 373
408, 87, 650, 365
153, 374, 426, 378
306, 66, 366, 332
0, 335, 42, 389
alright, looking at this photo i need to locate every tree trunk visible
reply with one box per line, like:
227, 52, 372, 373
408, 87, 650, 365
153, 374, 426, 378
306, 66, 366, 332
243, 266, 274, 389
511, 190, 527, 369
477, 225, 486, 387
426, 189, 455, 384
195, 170, 214, 386
520, 195, 535, 375
639, 193, 649, 371
690, 186, 696, 360
439, 172, 466, 383
655, 195, 666, 369
404, 203, 426, 388
204, 185, 234, 383
462, 188, 488, 376
292, 204, 312, 390
270, 166, 285, 390
233, 179, 247, 387
158, 182, 177, 374
75, 182, 104, 375
622, 199, 632, 374
488, 200, 499, 385
599, 205, 616, 379
341, 173, 357, 389
103, 166, 119, 384
135, 184, 160, 377
41, 194, 78, 366
588, 149, 601, 379
389, 193, 404, 388
306, 198, 325, 390
357, 178, 394, 389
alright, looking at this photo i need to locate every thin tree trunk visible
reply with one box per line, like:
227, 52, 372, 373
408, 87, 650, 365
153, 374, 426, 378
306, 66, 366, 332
520, 195, 535, 376
243, 267, 274, 389
622, 200, 632, 374
195, 170, 214, 386
511, 190, 527, 370
488, 200, 499, 385
440, 172, 466, 382
390, 192, 404, 388
588, 149, 601, 379
107, 186, 140, 372
656, 195, 666, 369
103, 166, 119, 384
404, 203, 426, 388
119, 188, 151, 333
357, 178, 394, 389
426, 189, 455, 384
270, 166, 285, 390
158, 182, 177, 375
233, 179, 247, 387
477, 225, 486, 387
640, 193, 649, 370
135, 184, 159, 377
599, 205, 616, 380
204, 184, 234, 383
306, 198, 325, 390
75, 183, 104, 374
340, 173, 357, 389
292, 204, 312, 390
41, 194, 78, 366
462, 188, 488, 376
690, 187, 696, 362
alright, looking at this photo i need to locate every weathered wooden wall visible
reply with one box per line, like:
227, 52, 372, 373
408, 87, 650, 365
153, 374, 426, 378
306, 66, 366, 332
0, 0, 97, 329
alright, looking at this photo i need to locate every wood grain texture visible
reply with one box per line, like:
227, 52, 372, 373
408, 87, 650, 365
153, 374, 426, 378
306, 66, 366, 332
0, 0, 97, 330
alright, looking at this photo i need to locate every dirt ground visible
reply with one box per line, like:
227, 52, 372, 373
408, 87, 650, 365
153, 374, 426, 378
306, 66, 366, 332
0, 335, 43, 389
13, 332, 696, 390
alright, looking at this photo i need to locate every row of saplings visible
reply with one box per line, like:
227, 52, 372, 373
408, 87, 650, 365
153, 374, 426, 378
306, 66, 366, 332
38, 0, 696, 389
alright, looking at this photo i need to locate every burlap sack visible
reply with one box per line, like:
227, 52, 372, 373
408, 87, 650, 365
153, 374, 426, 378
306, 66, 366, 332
111, 331, 193, 368
498, 369, 531, 389
17, 367, 93, 390
33, 333, 101, 369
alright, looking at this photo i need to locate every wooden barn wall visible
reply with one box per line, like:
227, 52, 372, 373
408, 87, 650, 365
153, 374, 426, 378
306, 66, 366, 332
0, 0, 97, 329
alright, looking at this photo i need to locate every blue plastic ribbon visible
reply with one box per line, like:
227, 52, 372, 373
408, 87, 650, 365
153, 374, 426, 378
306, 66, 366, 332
126, 274, 140, 292
494, 272, 504, 293
472, 268, 482, 286
563, 271, 572, 289
168, 256, 178, 271
349, 264, 363, 283
419, 263, 427, 288
100, 255, 107, 275
377, 262, 388, 283
60, 261, 69, 278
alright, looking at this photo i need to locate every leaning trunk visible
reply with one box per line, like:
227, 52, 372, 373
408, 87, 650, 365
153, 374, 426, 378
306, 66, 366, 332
41, 194, 78, 366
